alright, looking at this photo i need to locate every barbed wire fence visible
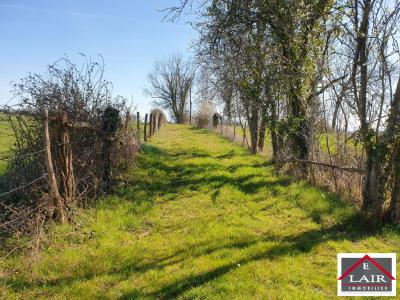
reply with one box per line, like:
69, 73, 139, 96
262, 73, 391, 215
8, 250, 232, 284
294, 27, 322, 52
0, 106, 168, 263
191, 107, 365, 206
0, 106, 140, 239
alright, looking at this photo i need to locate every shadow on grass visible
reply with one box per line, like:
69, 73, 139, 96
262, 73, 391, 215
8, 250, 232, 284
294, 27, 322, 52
123, 144, 291, 199
4, 211, 385, 298
3, 138, 394, 297
188, 127, 209, 135
117, 142, 364, 232
126, 213, 384, 299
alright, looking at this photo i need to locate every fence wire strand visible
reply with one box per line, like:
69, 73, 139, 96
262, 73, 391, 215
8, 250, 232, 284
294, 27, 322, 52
0, 174, 48, 199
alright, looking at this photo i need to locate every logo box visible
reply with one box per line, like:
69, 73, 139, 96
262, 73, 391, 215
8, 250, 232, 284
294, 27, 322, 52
337, 253, 396, 296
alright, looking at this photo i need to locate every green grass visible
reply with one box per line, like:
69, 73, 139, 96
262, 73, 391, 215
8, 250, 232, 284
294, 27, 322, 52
1, 124, 399, 299
219, 124, 273, 158
319, 132, 362, 156
0, 113, 15, 174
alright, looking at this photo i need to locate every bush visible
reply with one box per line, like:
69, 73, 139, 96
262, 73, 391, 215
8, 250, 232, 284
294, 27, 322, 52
0, 57, 137, 234
212, 113, 221, 128
195, 100, 214, 129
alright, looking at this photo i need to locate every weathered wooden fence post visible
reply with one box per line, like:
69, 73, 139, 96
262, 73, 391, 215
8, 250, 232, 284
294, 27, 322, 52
153, 113, 158, 134
102, 107, 120, 186
189, 88, 192, 124
149, 113, 153, 138
158, 113, 162, 130
144, 113, 148, 142
136, 111, 140, 144
124, 111, 132, 131
57, 111, 75, 206
43, 109, 66, 223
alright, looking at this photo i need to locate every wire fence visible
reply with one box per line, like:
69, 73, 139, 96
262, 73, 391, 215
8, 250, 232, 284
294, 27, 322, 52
0, 107, 167, 238
193, 112, 365, 205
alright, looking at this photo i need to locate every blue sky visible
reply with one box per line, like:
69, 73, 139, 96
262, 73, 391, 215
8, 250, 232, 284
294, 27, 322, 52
0, 0, 196, 114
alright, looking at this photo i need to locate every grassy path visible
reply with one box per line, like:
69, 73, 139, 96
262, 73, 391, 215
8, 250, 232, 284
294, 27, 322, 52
1, 124, 400, 299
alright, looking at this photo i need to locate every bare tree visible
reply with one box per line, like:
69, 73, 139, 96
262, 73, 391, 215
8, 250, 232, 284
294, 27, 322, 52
146, 54, 195, 123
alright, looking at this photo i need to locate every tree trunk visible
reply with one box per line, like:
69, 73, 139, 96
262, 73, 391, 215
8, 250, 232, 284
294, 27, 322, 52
363, 71, 400, 221
331, 99, 341, 130
270, 100, 279, 162
144, 113, 148, 142
389, 148, 400, 223
362, 147, 388, 218
290, 87, 310, 168
387, 78, 400, 222
258, 104, 268, 152
248, 108, 259, 154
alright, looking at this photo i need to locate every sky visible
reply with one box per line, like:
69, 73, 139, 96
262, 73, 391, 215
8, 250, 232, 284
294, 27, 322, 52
0, 0, 196, 115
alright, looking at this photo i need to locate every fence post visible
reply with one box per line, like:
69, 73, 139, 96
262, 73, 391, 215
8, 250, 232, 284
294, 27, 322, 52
124, 111, 132, 131
158, 113, 162, 130
102, 107, 119, 187
43, 109, 66, 223
149, 113, 153, 138
136, 111, 140, 144
189, 87, 192, 124
57, 111, 75, 206
153, 113, 158, 134
144, 113, 148, 142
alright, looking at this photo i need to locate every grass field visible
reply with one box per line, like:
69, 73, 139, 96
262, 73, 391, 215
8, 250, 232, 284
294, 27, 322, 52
0, 114, 14, 174
1, 124, 399, 299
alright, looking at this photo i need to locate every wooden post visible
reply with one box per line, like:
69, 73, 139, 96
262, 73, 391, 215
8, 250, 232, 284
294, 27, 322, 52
189, 87, 192, 124
102, 107, 119, 186
158, 113, 162, 130
149, 113, 153, 138
155, 114, 157, 133
153, 113, 158, 134
136, 112, 140, 143
144, 113, 148, 142
124, 111, 132, 132
43, 109, 66, 223
57, 111, 75, 206
233, 123, 236, 139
